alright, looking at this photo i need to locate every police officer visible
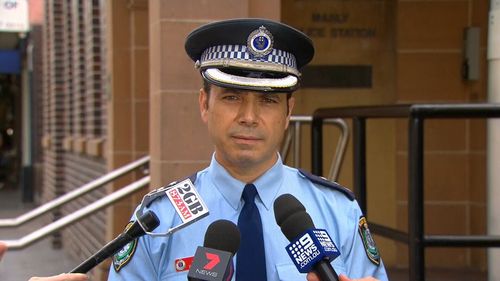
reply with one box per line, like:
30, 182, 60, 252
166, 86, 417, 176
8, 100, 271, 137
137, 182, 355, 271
107, 18, 388, 281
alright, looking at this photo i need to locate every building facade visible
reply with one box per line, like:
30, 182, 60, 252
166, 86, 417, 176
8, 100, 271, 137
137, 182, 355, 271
36, 0, 490, 280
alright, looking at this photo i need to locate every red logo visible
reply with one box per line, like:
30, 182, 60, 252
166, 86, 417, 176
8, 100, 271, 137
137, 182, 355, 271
204, 252, 220, 270
175, 256, 194, 272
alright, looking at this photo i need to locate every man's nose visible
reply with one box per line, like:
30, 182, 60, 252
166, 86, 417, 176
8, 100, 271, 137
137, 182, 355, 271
238, 99, 259, 126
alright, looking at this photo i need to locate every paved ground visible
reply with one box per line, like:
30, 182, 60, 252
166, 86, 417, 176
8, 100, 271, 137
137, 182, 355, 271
0, 188, 79, 281
0, 187, 488, 281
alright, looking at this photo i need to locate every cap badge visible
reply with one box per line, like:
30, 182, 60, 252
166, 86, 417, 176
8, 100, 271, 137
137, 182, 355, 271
247, 26, 274, 57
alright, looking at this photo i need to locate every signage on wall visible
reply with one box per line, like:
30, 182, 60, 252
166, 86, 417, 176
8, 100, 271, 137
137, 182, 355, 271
0, 0, 29, 32
305, 12, 376, 40
283, 0, 385, 43
283, 0, 392, 89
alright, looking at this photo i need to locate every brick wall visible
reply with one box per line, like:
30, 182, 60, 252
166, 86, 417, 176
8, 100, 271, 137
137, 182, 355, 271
41, 1, 108, 278
42, 0, 66, 247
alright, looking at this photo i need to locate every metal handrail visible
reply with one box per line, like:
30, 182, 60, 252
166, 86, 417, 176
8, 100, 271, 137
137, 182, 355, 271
311, 103, 500, 281
2, 176, 150, 250
281, 116, 349, 181
0, 156, 150, 227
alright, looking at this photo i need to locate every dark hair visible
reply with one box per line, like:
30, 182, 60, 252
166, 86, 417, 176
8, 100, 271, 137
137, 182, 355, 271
203, 79, 211, 94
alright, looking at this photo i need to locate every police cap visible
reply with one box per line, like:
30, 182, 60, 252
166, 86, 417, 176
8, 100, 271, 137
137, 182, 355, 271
185, 18, 314, 92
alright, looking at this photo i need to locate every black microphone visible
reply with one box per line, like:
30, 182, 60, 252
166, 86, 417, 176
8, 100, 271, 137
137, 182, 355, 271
188, 219, 240, 281
274, 194, 340, 281
70, 210, 160, 273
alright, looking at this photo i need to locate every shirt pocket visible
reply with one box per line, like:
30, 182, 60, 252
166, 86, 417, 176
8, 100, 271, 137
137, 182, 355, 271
161, 271, 188, 281
331, 256, 347, 277
275, 262, 306, 281
275, 260, 347, 281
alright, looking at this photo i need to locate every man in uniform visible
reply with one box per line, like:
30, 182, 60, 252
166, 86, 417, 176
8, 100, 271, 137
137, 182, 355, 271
107, 18, 388, 281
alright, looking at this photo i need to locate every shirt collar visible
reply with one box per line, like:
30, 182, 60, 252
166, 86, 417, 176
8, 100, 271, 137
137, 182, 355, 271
207, 153, 285, 211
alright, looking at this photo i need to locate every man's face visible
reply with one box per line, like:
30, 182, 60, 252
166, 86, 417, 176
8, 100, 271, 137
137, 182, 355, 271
199, 84, 294, 173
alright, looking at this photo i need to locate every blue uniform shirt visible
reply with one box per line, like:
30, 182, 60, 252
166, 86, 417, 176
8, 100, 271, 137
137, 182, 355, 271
108, 154, 388, 281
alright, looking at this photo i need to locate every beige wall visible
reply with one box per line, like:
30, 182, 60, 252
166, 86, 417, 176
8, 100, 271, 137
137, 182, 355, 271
103, 0, 490, 276
148, 0, 282, 189
281, 0, 398, 266
104, 0, 150, 279
395, 0, 489, 269
281, 0, 490, 270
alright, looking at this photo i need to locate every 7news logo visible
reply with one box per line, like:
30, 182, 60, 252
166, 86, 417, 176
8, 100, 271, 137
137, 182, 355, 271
188, 247, 232, 281
195, 252, 221, 277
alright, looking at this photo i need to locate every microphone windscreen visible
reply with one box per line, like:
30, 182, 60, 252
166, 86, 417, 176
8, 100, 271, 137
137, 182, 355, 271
280, 211, 315, 241
141, 211, 161, 231
127, 211, 160, 238
274, 194, 316, 241
273, 194, 306, 226
204, 219, 240, 255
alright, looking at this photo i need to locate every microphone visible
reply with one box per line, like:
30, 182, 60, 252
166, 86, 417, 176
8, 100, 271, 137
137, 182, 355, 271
274, 194, 340, 281
70, 210, 160, 273
188, 219, 240, 281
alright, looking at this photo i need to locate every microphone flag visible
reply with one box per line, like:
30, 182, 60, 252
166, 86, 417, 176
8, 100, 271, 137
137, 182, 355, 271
285, 229, 340, 273
165, 178, 209, 224
188, 246, 233, 281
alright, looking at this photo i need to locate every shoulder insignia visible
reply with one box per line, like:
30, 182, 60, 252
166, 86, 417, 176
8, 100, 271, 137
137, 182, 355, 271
358, 216, 380, 266
166, 172, 198, 188
188, 172, 198, 184
145, 172, 199, 208
113, 222, 138, 272
298, 169, 355, 201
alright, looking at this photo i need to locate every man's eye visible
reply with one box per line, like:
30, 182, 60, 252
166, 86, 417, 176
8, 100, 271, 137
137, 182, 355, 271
262, 96, 279, 103
222, 95, 239, 101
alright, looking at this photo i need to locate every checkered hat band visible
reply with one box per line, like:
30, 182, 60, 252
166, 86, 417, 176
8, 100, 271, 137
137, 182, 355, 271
201, 45, 297, 69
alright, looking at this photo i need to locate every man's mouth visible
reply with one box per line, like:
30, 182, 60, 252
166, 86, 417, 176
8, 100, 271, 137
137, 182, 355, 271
231, 135, 263, 144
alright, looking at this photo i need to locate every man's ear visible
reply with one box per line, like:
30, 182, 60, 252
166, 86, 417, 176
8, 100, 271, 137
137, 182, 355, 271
199, 88, 209, 123
287, 96, 295, 117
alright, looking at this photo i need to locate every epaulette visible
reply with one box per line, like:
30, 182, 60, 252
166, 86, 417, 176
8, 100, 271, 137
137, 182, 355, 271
144, 172, 199, 208
298, 169, 355, 201
165, 172, 198, 188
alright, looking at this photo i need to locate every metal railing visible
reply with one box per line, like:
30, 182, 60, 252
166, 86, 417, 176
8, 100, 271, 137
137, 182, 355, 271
282, 116, 349, 181
0, 156, 149, 228
3, 176, 150, 250
310, 103, 500, 281
1, 115, 348, 250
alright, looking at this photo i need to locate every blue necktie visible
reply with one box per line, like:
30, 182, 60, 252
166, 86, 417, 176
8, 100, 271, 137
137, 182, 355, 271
236, 184, 267, 281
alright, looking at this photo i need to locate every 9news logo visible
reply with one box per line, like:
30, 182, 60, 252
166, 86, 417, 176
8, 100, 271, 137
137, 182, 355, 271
288, 233, 321, 269
285, 229, 340, 273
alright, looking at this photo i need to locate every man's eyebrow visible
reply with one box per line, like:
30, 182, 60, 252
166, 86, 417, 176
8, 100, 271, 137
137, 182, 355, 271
219, 87, 281, 98
261, 93, 281, 99
219, 86, 239, 92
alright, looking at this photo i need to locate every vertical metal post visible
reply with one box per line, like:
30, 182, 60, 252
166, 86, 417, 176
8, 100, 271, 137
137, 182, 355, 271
312, 117, 323, 176
22, 42, 34, 202
294, 121, 301, 167
409, 116, 425, 281
353, 117, 367, 214
487, 2, 500, 280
